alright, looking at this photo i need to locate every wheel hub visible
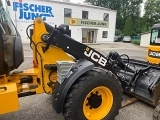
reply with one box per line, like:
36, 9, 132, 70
83, 86, 113, 120
87, 92, 102, 109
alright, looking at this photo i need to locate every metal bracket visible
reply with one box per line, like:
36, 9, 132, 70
56, 61, 74, 84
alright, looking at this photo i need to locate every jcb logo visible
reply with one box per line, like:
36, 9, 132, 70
84, 47, 107, 67
70, 18, 77, 25
149, 51, 160, 58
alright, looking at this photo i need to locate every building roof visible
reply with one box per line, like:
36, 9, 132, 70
35, 0, 116, 12
152, 24, 160, 29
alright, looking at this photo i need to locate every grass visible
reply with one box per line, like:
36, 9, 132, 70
132, 39, 140, 45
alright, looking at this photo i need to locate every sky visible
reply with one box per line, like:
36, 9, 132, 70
70, 0, 85, 3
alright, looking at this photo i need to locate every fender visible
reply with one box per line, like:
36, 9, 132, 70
52, 60, 94, 113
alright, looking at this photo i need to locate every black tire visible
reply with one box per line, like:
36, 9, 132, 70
153, 104, 160, 120
63, 68, 122, 120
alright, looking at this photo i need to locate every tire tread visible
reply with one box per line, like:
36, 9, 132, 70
63, 68, 122, 120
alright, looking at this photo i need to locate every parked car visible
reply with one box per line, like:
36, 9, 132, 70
122, 36, 132, 42
114, 35, 123, 42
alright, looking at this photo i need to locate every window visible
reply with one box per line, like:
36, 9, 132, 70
102, 31, 108, 38
64, 8, 71, 17
82, 11, 88, 19
151, 29, 160, 44
103, 13, 109, 21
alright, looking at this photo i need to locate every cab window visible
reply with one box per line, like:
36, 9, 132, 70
0, 0, 17, 35
151, 29, 160, 44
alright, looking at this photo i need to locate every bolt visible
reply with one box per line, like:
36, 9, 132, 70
96, 91, 99, 94
86, 103, 89, 106
90, 107, 92, 109
37, 20, 41, 24
42, 35, 49, 41
130, 88, 134, 93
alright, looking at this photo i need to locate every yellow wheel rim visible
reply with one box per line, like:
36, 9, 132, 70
83, 86, 113, 120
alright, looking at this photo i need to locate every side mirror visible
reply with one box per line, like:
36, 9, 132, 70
58, 24, 69, 34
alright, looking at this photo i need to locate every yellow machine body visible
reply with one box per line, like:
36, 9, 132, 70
146, 24, 160, 64
0, 18, 73, 114
0, 83, 19, 114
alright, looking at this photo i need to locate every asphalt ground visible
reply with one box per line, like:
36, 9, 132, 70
0, 42, 154, 120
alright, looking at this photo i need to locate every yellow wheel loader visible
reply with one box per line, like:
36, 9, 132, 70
147, 23, 160, 64
0, 1, 122, 119
1, 0, 160, 120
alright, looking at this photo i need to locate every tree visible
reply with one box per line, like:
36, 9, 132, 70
132, 16, 141, 35
144, 0, 160, 28
115, 29, 123, 36
124, 17, 133, 36
85, 0, 143, 34
140, 17, 151, 32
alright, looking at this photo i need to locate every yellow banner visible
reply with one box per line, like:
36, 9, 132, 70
64, 17, 109, 27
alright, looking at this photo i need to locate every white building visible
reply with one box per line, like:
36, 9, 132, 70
7, 0, 117, 43
140, 32, 151, 47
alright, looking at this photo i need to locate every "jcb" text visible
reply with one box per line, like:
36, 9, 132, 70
84, 50, 107, 67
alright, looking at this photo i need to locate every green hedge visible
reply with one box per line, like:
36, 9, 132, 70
132, 39, 140, 45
